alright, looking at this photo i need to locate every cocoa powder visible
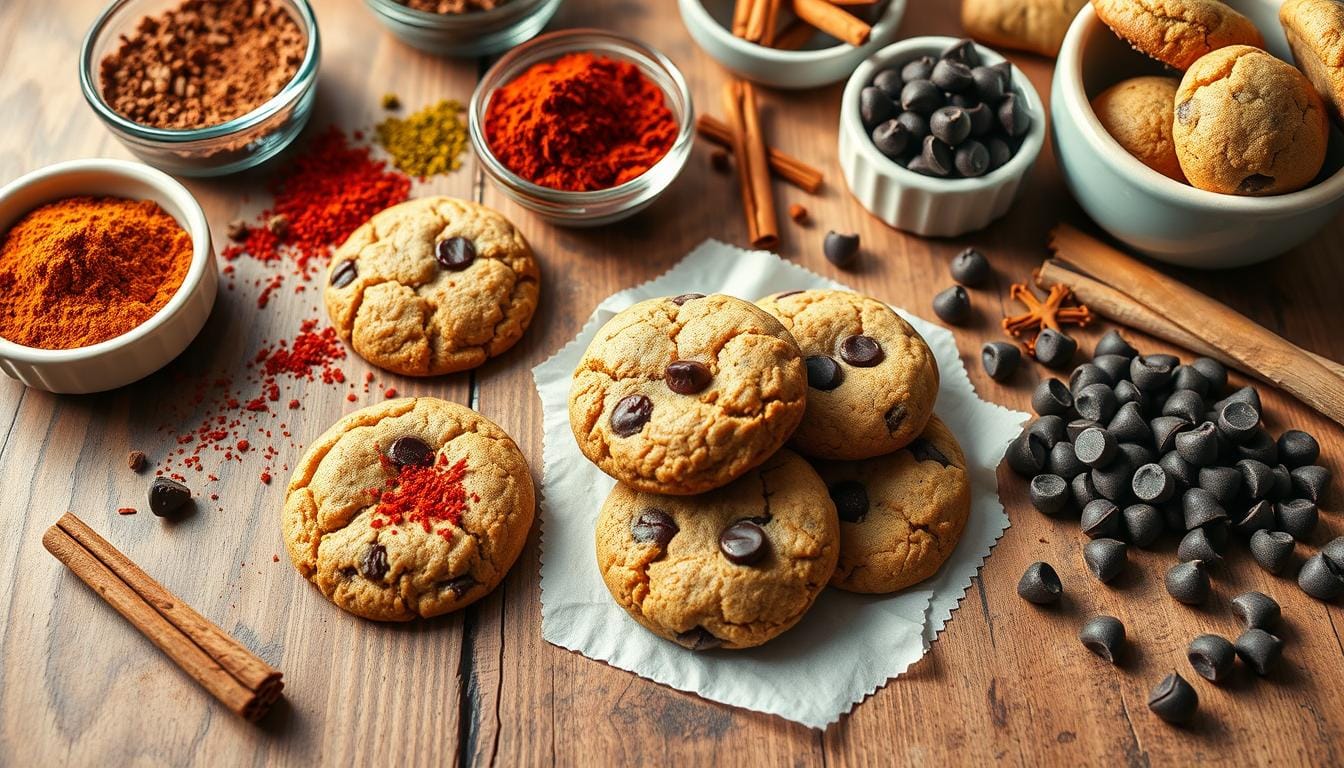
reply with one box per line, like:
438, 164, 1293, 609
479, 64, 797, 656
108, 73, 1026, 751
99, 0, 306, 130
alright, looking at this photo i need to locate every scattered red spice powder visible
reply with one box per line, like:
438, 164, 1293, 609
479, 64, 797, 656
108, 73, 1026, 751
346, 393, 357, 402
260, 472, 272, 485
371, 455, 470, 540
118, 507, 137, 515
384, 387, 397, 398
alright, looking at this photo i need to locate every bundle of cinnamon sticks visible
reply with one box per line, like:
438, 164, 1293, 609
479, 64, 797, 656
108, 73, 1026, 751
43, 513, 284, 721
1043, 224, 1344, 428
732, 0, 876, 48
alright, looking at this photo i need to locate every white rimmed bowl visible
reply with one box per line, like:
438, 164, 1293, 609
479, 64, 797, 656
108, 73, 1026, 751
839, 36, 1046, 237
469, 29, 694, 227
1053, 0, 1344, 268
0, 160, 217, 394
364, 0, 562, 57
678, 0, 907, 89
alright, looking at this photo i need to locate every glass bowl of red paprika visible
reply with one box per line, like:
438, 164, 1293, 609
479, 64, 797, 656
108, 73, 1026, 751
468, 29, 695, 227
78, 0, 321, 178
365, 0, 563, 58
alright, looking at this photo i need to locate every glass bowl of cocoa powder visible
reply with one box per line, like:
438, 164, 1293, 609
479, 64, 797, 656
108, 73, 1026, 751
79, 0, 321, 177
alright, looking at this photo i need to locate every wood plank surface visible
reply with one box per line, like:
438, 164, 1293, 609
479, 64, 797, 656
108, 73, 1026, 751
1, 0, 1342, 765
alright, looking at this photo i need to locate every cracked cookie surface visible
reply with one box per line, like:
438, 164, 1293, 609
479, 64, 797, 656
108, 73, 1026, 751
1173, 45, 1328, 195
324, 196, 539, 376
595, 449, 839, 650
283, 397, 535, 621
962, 0, 1086, 57
569, 293, 807, 496
1093, 76, 1187, 182
1281, 0, 1344, 127
1091, 0, 1263, 70
812, 414, 970, 594
756, 290, 938, 461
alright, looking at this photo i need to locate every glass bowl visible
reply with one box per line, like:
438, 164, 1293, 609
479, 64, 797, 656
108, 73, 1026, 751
79, 0, 320, 178
468, 29, 695, 227
365, 0, 562, 57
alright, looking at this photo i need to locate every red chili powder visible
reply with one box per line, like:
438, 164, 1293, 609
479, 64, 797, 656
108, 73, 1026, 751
371, 455, 470, 540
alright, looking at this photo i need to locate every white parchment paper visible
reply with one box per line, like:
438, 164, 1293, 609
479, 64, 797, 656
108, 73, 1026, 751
532, 240, 1028, 728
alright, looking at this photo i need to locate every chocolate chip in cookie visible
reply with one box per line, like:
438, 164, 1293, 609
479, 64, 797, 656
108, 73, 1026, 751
719, 521, 769, 565
828, 480, 870, 522
840, 334, 885, 367
435, 236, 476, 270
665, 360, 712, 394
610, 394, 654, 436
806, 355, 844, 390
632, 509, 678, 546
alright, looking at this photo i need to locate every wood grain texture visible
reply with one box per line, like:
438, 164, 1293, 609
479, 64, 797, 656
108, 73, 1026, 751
1, 0, 1342, 765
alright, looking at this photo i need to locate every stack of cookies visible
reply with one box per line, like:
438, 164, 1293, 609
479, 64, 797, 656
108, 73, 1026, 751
568, 290, 970, 650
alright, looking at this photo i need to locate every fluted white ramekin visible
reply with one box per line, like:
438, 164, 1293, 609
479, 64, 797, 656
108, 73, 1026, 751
0, 159, 217, 394
839, 36, 1046, 237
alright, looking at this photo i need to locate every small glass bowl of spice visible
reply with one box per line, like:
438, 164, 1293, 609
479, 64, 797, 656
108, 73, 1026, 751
79, 0, 321, 177
469, 29, 695, 226
365, 0, 562, 57
0, 160, 217, 394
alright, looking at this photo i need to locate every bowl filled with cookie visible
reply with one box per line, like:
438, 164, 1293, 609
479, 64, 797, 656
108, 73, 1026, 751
1052, 0, 1344, 267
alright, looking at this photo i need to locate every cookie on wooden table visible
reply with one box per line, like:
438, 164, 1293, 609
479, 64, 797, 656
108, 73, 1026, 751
569, 293, 807, 496
595, 449, 839, 650
1090, 0, 1263, 70
961, 0, 1087, 58
283, 397, 535, 621
1092, 76, 1187, 182
1174, 46, 1328, 195
1280, 0, 1344, 127
756, 289, 939, 461
324, 196, 539, 376
813, 415, 971, 594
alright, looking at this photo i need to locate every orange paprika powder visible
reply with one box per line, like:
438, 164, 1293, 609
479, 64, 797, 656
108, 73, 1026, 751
0, 196, 192, 350
484, 52, 678, 191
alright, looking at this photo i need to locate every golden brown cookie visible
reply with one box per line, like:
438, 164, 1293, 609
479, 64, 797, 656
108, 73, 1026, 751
1090, 0, 1263, 70
755, 290, 939, 461
962, 0, 1087, 57
283, 397, 535, 621
1281, 0, 1344, 127
595, 449, 839, 650
569, 293, 807, 496
1174, 45, 1329, 195
1092, 76, 1187, 182
812, 415, 971, 594
324, 196, 539, 376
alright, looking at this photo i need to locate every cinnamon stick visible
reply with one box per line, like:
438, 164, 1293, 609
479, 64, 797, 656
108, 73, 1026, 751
745, 0, 777, 42
792, 0, 871, 46
759, 0, 784, 45
44, 513, 283, 721
732, 0, 756, 37
723, 80, 780, 249
771, 18, 816, 50
696, 115, 823, 193
1049, 224, 1344, 427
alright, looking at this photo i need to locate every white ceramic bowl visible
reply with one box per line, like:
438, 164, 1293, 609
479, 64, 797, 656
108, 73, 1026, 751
678, 0, 907, 89
839, 36, 1046, 237
1052, 0, 1344, 268
0, 160, 217, 394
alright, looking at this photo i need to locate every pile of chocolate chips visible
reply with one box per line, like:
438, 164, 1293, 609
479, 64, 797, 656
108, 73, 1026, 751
859, 39, 1032, 178
1007, 329, 1340, 724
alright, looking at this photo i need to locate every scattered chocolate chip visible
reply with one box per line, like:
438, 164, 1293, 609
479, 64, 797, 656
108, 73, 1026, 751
675, 626, 722, 650
1277, 430, 1320, 468
1187, 635, 1235, 683
981, 342, 1020, 381
1249, 529, 1295, 574
1094, 330, 1137, 359
1074, 428, 1116, 468
1235, 500, 1275, 535
986, 136, 1012, 170
839, 335, 884, 367
387, 436, 435, 468
970, 65, 1005, 102
1290, 465, 1330, 503
1213, 385, 1261, 415
148, 477, 192, 517
1172, 366, 1210, 397
1030, 474, 1070, 516
1150, 417, 1192, 454
1091, 459, 1134, 502
1235, 428, 1279, 465
435, 236, 476, 271
1298, 553, 1344, 601
1178, 527, 1223, 565
1117, 442, 1155, 469
1018, 561, 1062, 605
1324, 537, 1344, 572
1217, 401, 1259, 442
1132, 463, 1175, 504
950, 248, 991, 286
823, 231, 861, 268
1165, 560, 1210, 604
884, 403, 908, 434
1007, 431, 1048, 477
1093, 355, 1132, 385
1122, 503, 1164, 547
1034, 329, 1078, 370
1032, 379, 1073, 417
632, 509, 678, 546
1158, 450, 1195, 489
1181, 487, 1226, 530
127, 450, 147, 473
1197, 466, 1242, 506
1237, 459, 1274, 500
671, 293, 705, 305
1079, 615, 1125, 662
932, 285, 971, 324
1163, 390, 1205, 425
1067, 418, 1100, 442
829, 480, 869, 523
1081, 499, 1122, 539
1083, 538, 1127, 582
1234, 628, 1283, 675
1072, 472, 1102, 508
330, 259, 358, 288
1275, 498, 1318, 540
897, 110, 929, 141
806, 355, 843, 390
1070, 363, 1112, 394
1049, 441, 1086, 479
1028, 416, 1066, 449
1075, 383, 1118, 424
908, 438, 952, 467
1230, 591, 1280, 631
1130, 354, 1176, 391
1175, 422, 1219, 467
665, 360, 712, 395
1189, 357, 1227, 393
611, 395, 654, 437
1270, 463, 1293, 499
719, 521, 768, 565
360, 543, 389, 581
1148, 672, 1198, 725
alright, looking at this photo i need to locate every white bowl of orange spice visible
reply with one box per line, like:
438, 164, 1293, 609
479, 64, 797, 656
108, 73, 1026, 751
0, 159, 217, 394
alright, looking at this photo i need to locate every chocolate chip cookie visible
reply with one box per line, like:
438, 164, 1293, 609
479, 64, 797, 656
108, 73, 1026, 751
1281, 0, 1344, 127
1092, 76, 1187, 182
569, 293, 807, 496
324, 196, 539, 376
813, 415, 970, 594
962, 0, 1087, 58
595, 449, 839, 650
1091, 0, 1263, 70
283, 397, 535, 621
756, 290, 939, 461
1174, 46, 1329, 195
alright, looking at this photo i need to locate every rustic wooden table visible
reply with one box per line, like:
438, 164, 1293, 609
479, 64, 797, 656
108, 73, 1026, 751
2, 0, 1342, 765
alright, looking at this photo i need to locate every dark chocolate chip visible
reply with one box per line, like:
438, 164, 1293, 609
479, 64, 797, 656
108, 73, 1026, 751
1006, 431, 1048, 477
1108, 402, 1151, 445
675, 626, 722, 651
954, 141, 990, 177
997, 92, 1031, 137
885, 403, 909, 434
965, 102, 994, 136
1162, 390, 1205, 425
1177, 527, 1223, 566
1159, 450, 1196, 490
1093, 354, 1133, 385
665, 360, 712, 395
1030, 474, 1070, 516
719, 521, 768, 565
824, 231, 861, 268
1132, 463, 1175, 504
1217, 401, 1259, 442
897, 110, 929, 141
1079, 615, 1125, 662
1075, 383, 1117, 423
611, 395, 654, 437
435, 236, 476, 271
829, 480, 870, 523
1151, 417, 1192, 454
1122, 503, 1164, 547
148, 477, 192, 517
981, 341, 1021, 382
360, 543, 389, 581
1073, 472, 1102, 508
1017, 561, 1062, 605
1213, 385, 1261, 415
930, 106, 972, 148
932, 285, 971, 325
1074, 428, 1116, 468
1070, 363, 1112, 395
1166, 560, 1211, 604
871, 119, 911, 158
1175, 422, 1219, 467
1034, 329, 1078, 370
1176, 99, 1193, 124
900, 79, 944, 114
387, 436, 435, 468
1092, 459, 1134, 502
1028, 415, 1067, 449
908, 437, 952, 467
1094, 330, 1138, 359
1235, 500, 1275, 535
986, 136, 1012, 170
671, 293, 705, 305
1234, 628, 1283, 675
951, 248, 991, 286
806, 355, 844, 391
1275, 498, 1318, 539
874, 67, 905, 97
1238, 174, 1275, 194
1249, 529, 1295, 575
970, 65, 1005, 103
920, 135, 955, 176
1298, 554, 1344, 601
1081, 499, 1122, 539
1290, 465, 1330, 503
1187, 635, 1235, 684
1324, 536, 1344, 572
1148, 672, 1198, 725
839, 334, 884, 367
860, 86, 896, 127
899, 56, 936, 85
1197, 466, 1242, 506
1182, 487, 1226, 530
632, 509, 678, 546
1049, 441, 1087, 479
931, 58, 973, 93
1277, 430, 1320, 468
1172, 365, 1210, 396
1190, 357, 1227, 394
942, 38, 981, 66
1230, 591, 1280, 631
1237, 459, 1274, 500
439, 574, 477, 597
330, 259, 357, 288
1131, 354, 1177, 391
1032, 379, 1073, 417
1083, 538, 1127, 583
1067, 418, 1101, 442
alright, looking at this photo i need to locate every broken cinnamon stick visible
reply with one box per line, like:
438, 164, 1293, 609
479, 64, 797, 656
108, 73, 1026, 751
1049, 224, 1344, 427
723, 80, 779, 249
696, 115, 823, 193
43, 512, 283, 721
792, 0, 871, 46
732, 0, 756, 37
